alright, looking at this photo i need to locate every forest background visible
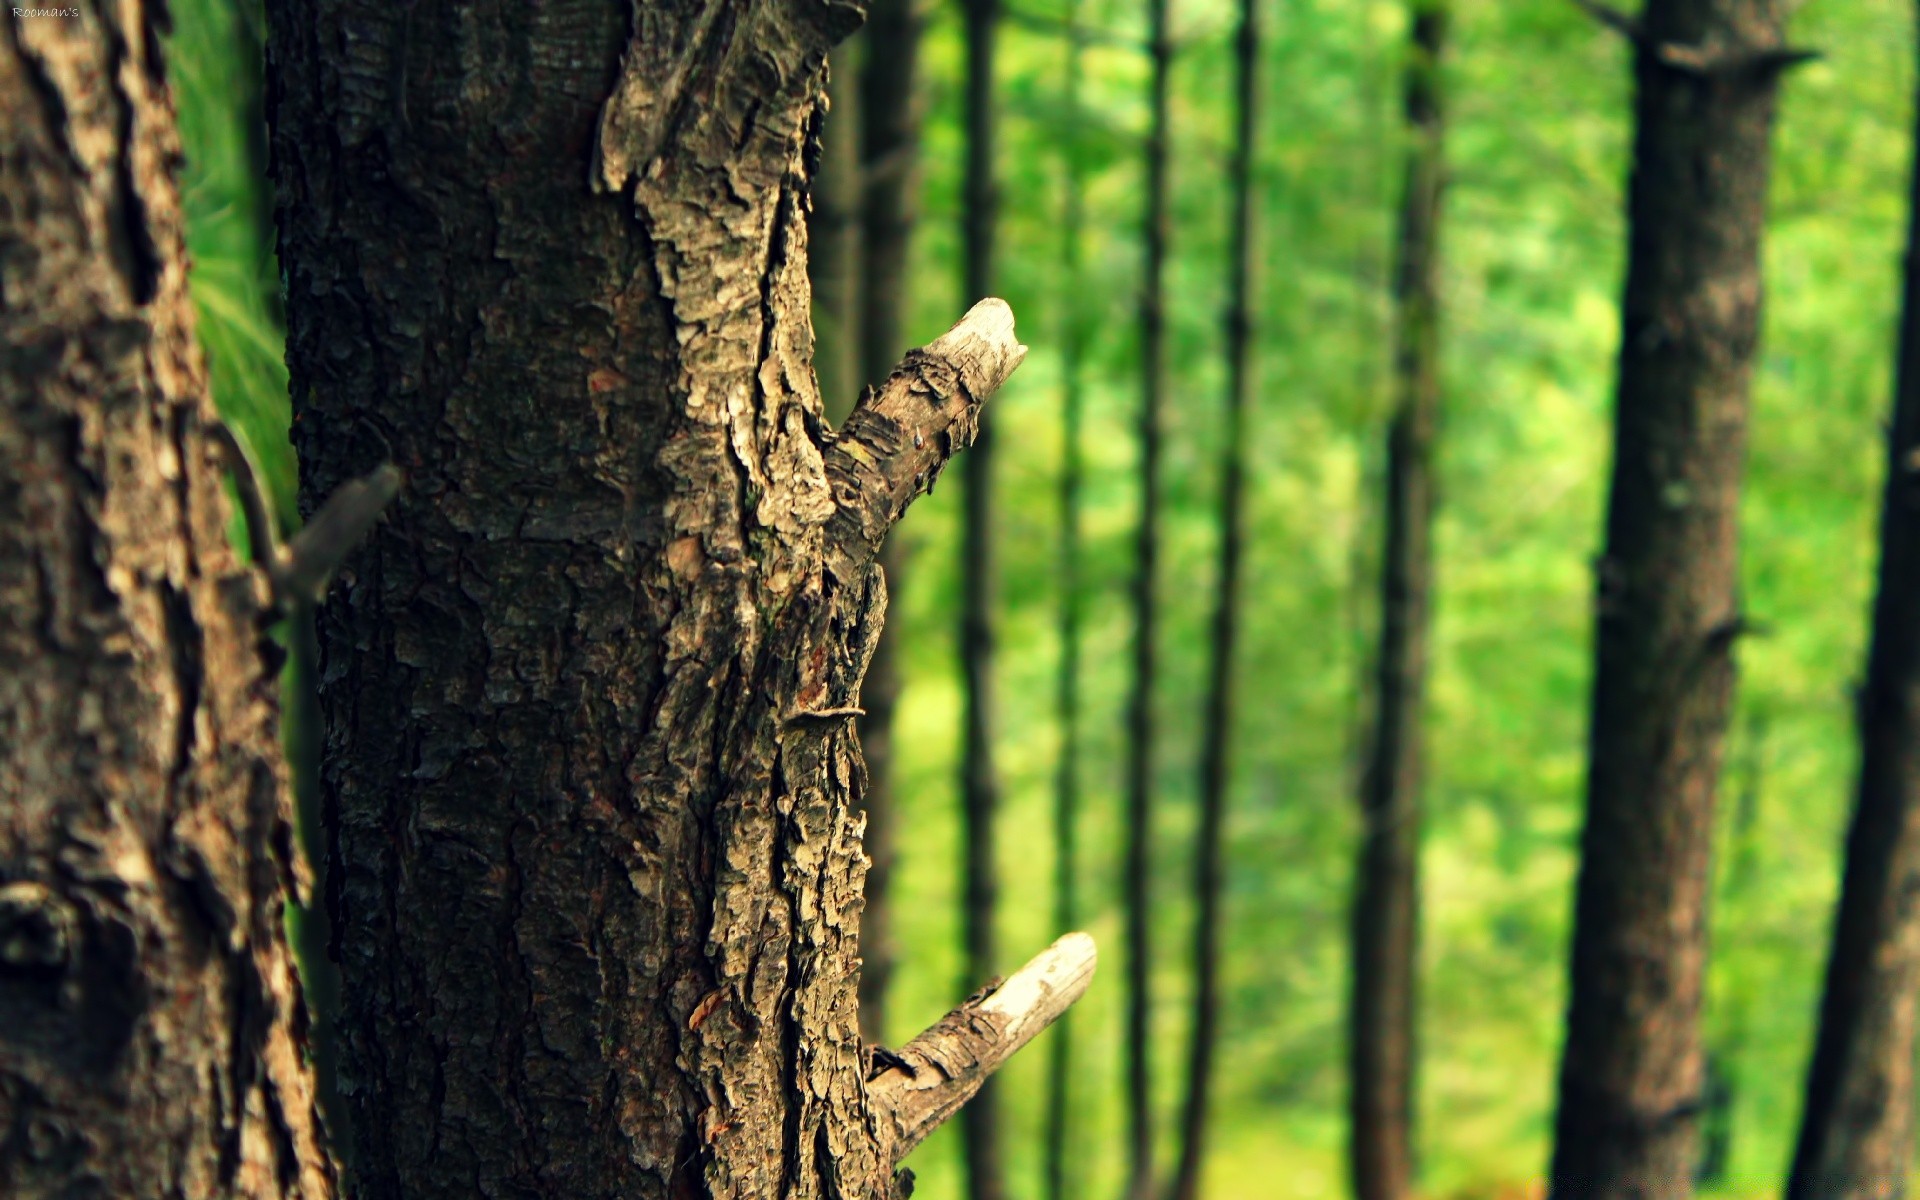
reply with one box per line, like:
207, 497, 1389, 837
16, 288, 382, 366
168, 0, 1911, 1195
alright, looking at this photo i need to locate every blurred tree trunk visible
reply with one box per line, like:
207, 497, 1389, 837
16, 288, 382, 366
961, 0, 1008, 1196
266, 2, 1065, 1197
1046, 8, 1089, 1200
1169, 0, 1259, 1197
0, 5, 333, 1195
854, 0, 925, 1050
1125, 2, 1173, 1196
1787, 15, 1920, 1192
812, 41, 863, 426
1549, 2, 1797, 1195
1349, 6, 1445, 1200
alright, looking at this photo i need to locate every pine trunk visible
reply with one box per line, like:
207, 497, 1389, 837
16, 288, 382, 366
1787, 8, 1920, 1192
1349, 6, 1444, 1199
0, 5, 333, 1195
266, 3, 1076, 1197
1550, 2, 1795, 1195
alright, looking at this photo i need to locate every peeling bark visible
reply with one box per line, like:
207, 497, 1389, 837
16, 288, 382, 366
266, 3, 1066, 1196
0, 4, 333, 1196
1549, 1, 1797, 1195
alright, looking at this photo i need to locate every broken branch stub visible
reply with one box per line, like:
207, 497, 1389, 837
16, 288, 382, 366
868, 931, 1096, 1164
823, 298, 1027, 576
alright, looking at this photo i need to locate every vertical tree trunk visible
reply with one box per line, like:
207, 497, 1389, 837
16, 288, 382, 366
1787, 9, 1920, 1190
961, 0, 1008, 1197
1125, 3, 1173, 1197
266, 3, 1083, 1197
811, 41, 863, 426
1168, 1, 1258, 1198
854, 0, 926, 1050
0, 5, 333, 1195
1549, 3, 1797, 1195
1349, 6, 1445, 1200
1046, 8, 1089, 1199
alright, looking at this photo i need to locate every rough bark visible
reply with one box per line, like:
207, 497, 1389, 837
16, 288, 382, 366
854, 0, 926, 1049
1787, 11, 1920, 1191
1349, 7, 1444, 1200
267, 3, 1075, 1197
1124, 4, 1172, 1197
1045, 8, 1089, 1199
1549, 2, 1795, 1195
0, 5, 333, 1195
1169, 1, 1259, 1198
960, 0, 1007, 1197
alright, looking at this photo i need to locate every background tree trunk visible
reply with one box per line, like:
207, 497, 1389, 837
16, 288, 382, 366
0, 5, 333, 1195
1125, 2, 1173, 1196
1046, 7, 1089, 1198
812, 41, 864, 427
1168, 0, 1259, 1196
1349, 6, 1445, 1199
1549, 2, 1795, 1195
267, 3, 1053, 1196
961, 0, 1008, 1196
1787, 9, 1920, 1190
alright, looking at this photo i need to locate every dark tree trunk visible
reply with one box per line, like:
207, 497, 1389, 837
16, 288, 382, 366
1168, 0, 1258, 1197
1549, 3, 1797, 1195
811, 41, 863, 426
266, 3, 1084, 1197
1045, 8, 1089, 1200
0, 5, 333, 1195
1125, 3, 1172, 1196
960, 0, 1008, 1197
1787, 10, 1920, 1191
853, 0, 925, 1049
1349, 6, 1444, 1200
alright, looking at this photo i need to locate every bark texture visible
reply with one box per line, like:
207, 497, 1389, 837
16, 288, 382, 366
1787, 11, 1920, 1192
267, 3, 1051, 1195
0, 5, 333, 1196
1349, 6, 1444, 1200
1549, 2, 1793, 1195
1125, 3, 1173, 1197
1170, 1, 1260, 1197
960, 0, 1007, 1196
1045, 7, 1088, 1198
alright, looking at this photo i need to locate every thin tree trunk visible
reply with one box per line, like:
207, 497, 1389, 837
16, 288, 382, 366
1787, 9, 1920, 1189
1168, 0, 1258, 1197
1046, 7, 1089, 1199
267, 3, 1083, 1197
0, 5, 333, 1194
1349, 7, 1445, 1200
856, 0, 926, 1051
961, 0, 1008, 1196
812, 40, 863, 426
1125, 2, 1172, 1196
1549, 3, 1798, 1195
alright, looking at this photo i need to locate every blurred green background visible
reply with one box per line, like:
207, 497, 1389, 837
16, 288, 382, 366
169, 0, 1910, 1195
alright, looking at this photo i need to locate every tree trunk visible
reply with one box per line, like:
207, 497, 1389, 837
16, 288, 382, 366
812, 41, 863, 427
853, 0, 926, 1050
0, 5, 333, 1195
1046, 9, 1089, 1200
1125, 3, 1172, 1197
266, 3, 1086, 1197
1787, 9, 1920, 1190
960, 0, 1008, 1197
1349, 6, 1444, 1200
1168, 1, 1258, 1198
1549, 3, 1797, 1195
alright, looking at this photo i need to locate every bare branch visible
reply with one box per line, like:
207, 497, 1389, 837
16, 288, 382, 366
1569, 1, 1819, 79
868, 932, 1096, 1164
209, 420, 282, 570
822, 298, 1026, 577
272, 464, 403, 608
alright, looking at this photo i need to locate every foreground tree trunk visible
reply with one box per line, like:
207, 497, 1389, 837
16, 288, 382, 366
1787, 10, 1920, 1191
1349, 6, 1445, 1200
0, 5, 332, 1194
1549, 2, 1799, 1195
1169, 0, 1259, 1197
960, 0, 1008, 1196
267, 3, 1088, 1197
1125, 2, 1173, 1196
